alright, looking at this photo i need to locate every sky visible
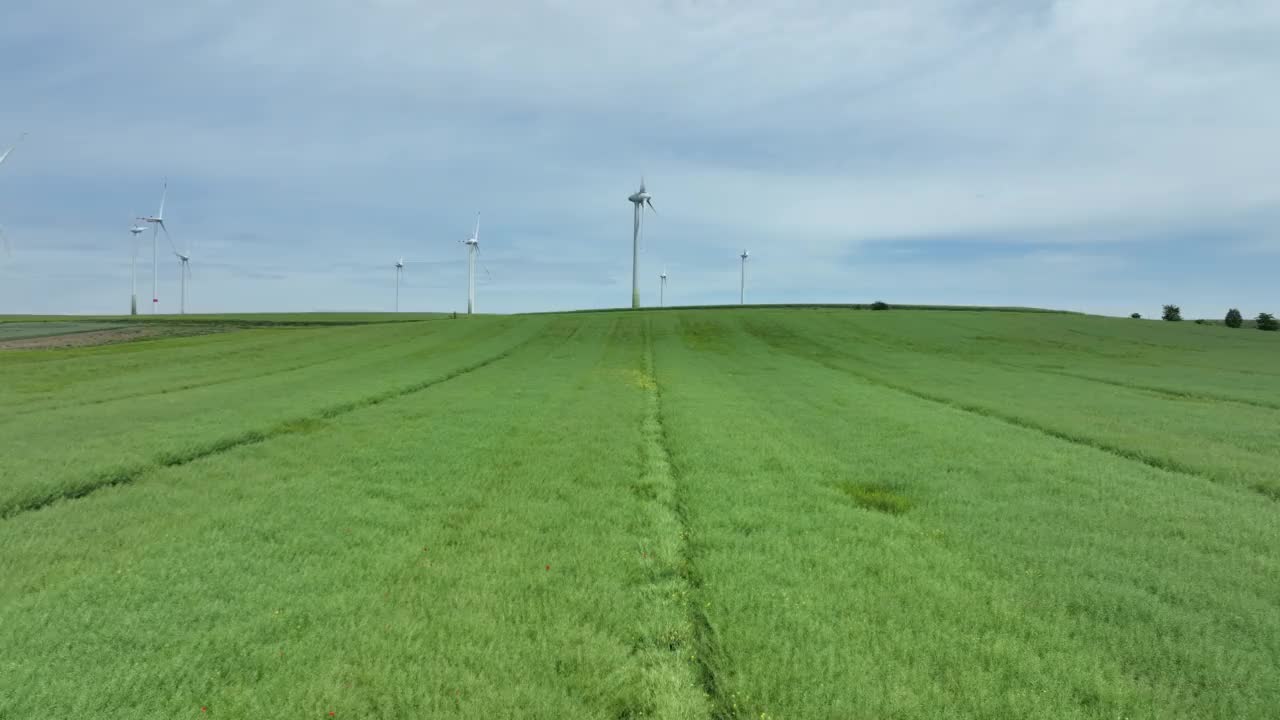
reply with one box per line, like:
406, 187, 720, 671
1, 0, 1278, 318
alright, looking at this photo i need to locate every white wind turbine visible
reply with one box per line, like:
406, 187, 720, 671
136, 180, 170, 314
461, 212, 481, 315
659, 266, 668, 308
394, 257, 409, 312
129, 222, 146, 314
627, 178, 655, 309
0, 133, 27, 256
169, 232, 192, 315
739, 250, 749, 305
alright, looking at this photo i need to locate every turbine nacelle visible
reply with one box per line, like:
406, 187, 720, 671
130, 225, 146, 235
741, 250, 750, 260
395, 258, 405, 269
628, 178, 655, 210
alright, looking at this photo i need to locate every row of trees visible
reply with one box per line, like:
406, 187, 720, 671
1149, 304, 1278, 330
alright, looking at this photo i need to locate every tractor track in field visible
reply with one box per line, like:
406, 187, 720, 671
740, 321, 1272, 500
826, 317, 1280, 411
0, 332, 543, 521
1018, 367, 1280, 412
640, 320, 743, 720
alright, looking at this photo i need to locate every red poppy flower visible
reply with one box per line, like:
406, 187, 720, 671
545, 565, 550, 571
201, 707, 207, 713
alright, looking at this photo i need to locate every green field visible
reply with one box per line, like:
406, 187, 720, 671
2, 309, 1277, 718
0, 312, 443, 326
0, 321, 129, 340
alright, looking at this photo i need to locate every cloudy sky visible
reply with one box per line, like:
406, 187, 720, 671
1, 0, 1278, 317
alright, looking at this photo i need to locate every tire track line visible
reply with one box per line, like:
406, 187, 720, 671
642, 319, 744, 720
741, 321, 1268, 499
1, 331, 544, 521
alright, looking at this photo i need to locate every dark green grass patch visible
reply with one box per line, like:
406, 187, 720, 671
837, 481, 913, 514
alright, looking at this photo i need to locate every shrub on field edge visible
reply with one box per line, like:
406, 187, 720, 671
1130, 313, 1141, 319
1225, 308, 1243, 328
1194, 319, 1207, 325
871, 301, 890, 311
1257, 312, 1279, 331
1162, 304, 1182, 322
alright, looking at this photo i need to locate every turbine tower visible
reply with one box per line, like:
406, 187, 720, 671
136, 180, 170, 314
129, 222, 146, 315
659, 266, 668, 308
627, 178, 655, 309
739, 249, 749, 305
463, 213, 480, 314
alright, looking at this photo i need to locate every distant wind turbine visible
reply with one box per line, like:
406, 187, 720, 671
659, 266, 668, 308
739, 250, 749, 305
461, 212, 482, 315
627, 178, 655, 309
0, 133, 27, 256
136, 180, 170, 314
129, 222, 146, 315
168, 231, 192, 315
394, 258, 408, 312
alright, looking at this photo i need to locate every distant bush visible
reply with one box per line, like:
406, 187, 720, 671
1257, 313, 1279, 332
1162, 304, 1182, 322
1194, 319, 1207, 325
1225, 308, 1243, 328
1130, 313, 1141, 319
870, 301, 890, 311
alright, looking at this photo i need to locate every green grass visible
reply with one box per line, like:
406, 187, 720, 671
1, 308, 1276, 718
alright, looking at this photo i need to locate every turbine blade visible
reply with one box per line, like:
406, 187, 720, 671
646, 197, 656, 214
0, 133, 25, 166
159, 221, 177, 255
474, 212, 480, 241
158, 179, 167, 220
185, 260, 192, 279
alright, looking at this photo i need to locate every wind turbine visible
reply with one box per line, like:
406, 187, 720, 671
462, 213, 480, 315
627, 178, 655, 309
169, 232, 192, 315
129, 222, 146, 314
739, 250, 749, 305
0, 133, 26, 256
659, 266, 668, 308
394, 258, 408, 312
137, 180, 170, 314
